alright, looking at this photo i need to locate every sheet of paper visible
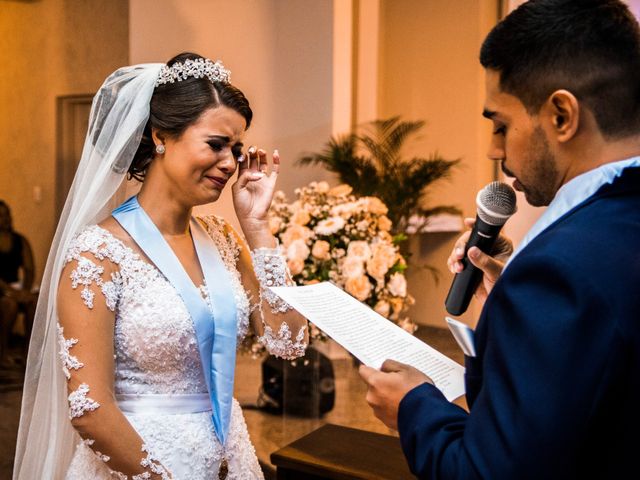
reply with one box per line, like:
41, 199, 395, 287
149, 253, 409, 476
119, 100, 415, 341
445, 316, 476, 357
270, 282, 465, 402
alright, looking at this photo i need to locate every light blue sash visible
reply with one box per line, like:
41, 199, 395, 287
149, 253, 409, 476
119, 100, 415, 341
112, 196, 237, 445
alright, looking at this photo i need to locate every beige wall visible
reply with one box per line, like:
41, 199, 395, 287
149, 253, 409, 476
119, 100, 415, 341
0, 0, 129, 283
130, 0, 499, 328
378, 0, 498, 327
2, 0, 504, 329
129, 0, 335, 228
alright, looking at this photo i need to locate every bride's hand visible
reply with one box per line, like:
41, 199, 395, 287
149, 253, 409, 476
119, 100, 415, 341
232, 146, 279, 246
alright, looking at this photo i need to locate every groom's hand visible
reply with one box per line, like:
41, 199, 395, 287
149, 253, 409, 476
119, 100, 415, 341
359, 359, 433, 430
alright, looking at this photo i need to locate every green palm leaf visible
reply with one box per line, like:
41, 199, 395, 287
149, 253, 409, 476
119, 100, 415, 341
297, 116, 460, 233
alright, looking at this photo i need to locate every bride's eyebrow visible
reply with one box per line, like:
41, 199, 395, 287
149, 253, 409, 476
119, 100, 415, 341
206, 135, 243, 146
206, 135, 230, 143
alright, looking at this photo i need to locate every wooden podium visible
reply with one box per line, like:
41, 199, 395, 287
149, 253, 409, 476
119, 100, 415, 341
270, 424, 414, 479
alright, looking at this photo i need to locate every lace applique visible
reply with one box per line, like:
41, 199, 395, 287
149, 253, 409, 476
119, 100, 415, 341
68, 383, 100, 419
250, 246, 294, 314
67, 253, 123, 310
82, 439, 111, 463
139, 444, 171, 479
57, 323, 84, 380
258, 322, 307, 360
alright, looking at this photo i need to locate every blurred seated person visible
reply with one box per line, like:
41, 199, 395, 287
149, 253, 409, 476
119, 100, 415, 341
0, 200, 37, 366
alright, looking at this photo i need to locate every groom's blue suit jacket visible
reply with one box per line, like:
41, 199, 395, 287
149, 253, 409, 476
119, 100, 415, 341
398, 166, 640, 479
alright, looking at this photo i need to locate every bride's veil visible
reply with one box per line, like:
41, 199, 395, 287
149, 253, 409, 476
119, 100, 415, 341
13, 63, 162, 479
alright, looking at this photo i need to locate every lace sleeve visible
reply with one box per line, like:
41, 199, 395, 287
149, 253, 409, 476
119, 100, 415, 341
57, 227, 172, 479
250, 245, 307, 360
63, 227, 125, 311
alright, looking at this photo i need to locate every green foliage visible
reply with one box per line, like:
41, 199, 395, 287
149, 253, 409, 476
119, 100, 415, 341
298, 116, 460, 233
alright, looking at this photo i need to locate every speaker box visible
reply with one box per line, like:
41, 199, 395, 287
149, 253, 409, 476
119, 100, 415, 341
259, 346, 335, 417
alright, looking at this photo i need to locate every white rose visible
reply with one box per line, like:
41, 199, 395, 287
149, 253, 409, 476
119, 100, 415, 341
316, 181, 330, 193
341, 256, 365, 279
287, 258, 305, 276
314, 216, 346, 236
371, 242, 398, 269
330, 202, 358, 219
387, 272, 407, 297
347, 241, 372, 262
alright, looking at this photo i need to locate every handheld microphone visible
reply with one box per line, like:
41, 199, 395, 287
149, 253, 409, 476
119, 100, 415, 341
445, 181, 517, 316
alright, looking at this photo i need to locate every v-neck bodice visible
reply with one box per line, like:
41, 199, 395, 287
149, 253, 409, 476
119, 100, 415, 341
62, 221, 251, 396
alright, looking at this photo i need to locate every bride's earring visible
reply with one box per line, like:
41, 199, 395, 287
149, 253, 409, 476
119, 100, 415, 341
155, 144, 165, 155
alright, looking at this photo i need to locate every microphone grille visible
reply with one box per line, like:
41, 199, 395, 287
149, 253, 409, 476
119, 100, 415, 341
477, 181, 517, 226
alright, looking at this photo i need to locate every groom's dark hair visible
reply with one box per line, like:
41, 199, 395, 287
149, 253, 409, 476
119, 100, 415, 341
481, 0, 640, 139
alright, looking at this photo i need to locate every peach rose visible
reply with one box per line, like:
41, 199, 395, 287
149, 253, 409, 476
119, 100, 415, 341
287, 258, 305, 276
311, 240, 331, 260
389, 297, 405, 319
366, 254, 390, 280
397, 317, 418, 334
269, 216, 283, 234
281, 224, 312, 248
358, 197, 388, 215
287, 239, 311, 262
374, 300, 391, 318
378, 215, 392, 232
328, 184, 353, 196
291, 209, 311, 226
345, 275, 372, 302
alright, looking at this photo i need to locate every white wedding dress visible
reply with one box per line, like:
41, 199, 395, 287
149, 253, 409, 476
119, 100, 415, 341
57, 216, 295, 479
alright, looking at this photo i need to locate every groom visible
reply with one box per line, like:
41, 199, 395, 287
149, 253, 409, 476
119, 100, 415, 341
360, 1, 640, 478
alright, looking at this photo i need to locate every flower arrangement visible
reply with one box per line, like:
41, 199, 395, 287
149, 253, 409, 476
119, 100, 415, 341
297, 116, 460, 235
266, 180, 416, 345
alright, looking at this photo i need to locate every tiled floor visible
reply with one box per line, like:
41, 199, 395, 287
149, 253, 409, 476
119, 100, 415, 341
0, 326, 464, 479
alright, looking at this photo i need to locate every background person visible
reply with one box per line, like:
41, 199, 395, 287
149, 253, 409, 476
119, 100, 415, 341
0, 200, 37, 366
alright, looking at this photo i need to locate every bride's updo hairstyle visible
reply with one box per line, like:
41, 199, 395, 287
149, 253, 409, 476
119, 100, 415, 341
128, 52, 253, 181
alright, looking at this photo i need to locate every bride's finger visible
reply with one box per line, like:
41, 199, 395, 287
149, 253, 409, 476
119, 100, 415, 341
247, 146, 258, 171
258, 149, 268, 173
236, 168, 264, 188
237, 151, 248, 173
272, 149, 280, 175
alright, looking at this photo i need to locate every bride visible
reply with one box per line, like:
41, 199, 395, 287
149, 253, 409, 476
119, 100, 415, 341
13, 52, 308, 479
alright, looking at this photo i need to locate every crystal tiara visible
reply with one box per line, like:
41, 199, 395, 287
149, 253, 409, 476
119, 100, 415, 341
155, 58, 231, 87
